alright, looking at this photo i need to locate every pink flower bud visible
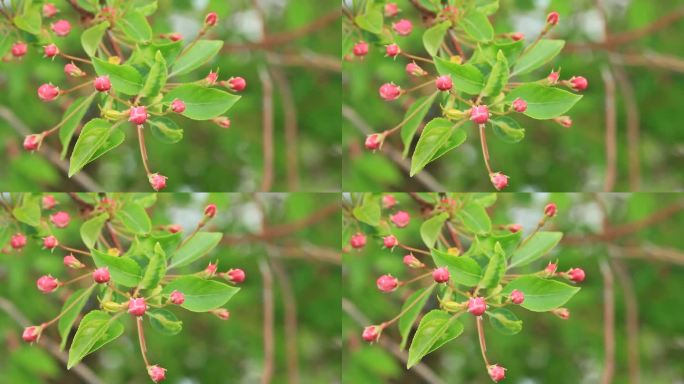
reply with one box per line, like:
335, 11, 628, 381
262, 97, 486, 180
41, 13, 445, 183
349, 233, 367, 249
23, 134, 42, 151
510, 289, 525, 304
547, 11, 560, 25
555, 116, 573, 128
213, 308, 230, 320
51, 19, 72, 37
432, 267, 450, 283
167, 224, 183, 233
206, 71, 219, 85
42, 195, 57, 209
38, 83, 60, 102
510, 32, 525, 41
128, 297, 147, 316
205, 12, 218, 26
512, 98, 527, 113
43, 44, 59, 58
37, 275, 59, 293
353, 41, 368, 57
553, 307, 570, 319
390, 211, 410, 228
168, 32, 183, 41
567, 268, 585, 283
23, 326, 42, 343
488, 364, 506, 382
507, 224, 522, 233
383, 235, 398, 248
204, 204, 217, 218
94, 75, 111, 92
64, 62, 85, 77
50, 211, 71, 228
226, 268, 246, 284
467, 297, 487, 316
43, 3, 58, 18
129, 106, 148, 125
362, 325, 380, 343
43, 235, 59, 249
170, 98, 186, 113
92, 267, 110, 283
548, 70, 560, 84
490, 172, 509, 191
365, 133, 383, 151
406, 62, 426, 77
470, 105, 489, 124
385, 43, 400, 57
205, 262, 218, 276
147, 365, 167, 383
382, 194, 397, 209
11, 42, 28, 58
63, 254, 85, 269
435, 75, 452, 91
384, 3, 399, 17
379, 83, 402, 101
214, 116, 231, 129
545, 262, 558, 276
148, 173, 168, 191
376, 274, 399, 292
544, 202, 557, 217
10, 233, 27, 249
569, 76, 588, 92
170, 290, 185, 305
227, 76, 246, 92
403, 254, 424, 268
392, 19, 413, 36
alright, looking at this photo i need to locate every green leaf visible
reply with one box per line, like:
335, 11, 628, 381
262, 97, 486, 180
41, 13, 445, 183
354, 9, 383, 34
141, 51, 167, 98
410, 118, 456, 176
81, 22, 110, 57
429, 127, 467, 162
512, 40, 565, 76
169, 232, 223, 269
398, 286, 435, 350
162, 84, 240, 120
118, 10, 152, 41
460, 9, 494, 42
456, 202, 491, 234
13, 5, 42, 34
479, 243, 506, 289
139, 242, 166, 289
87, 319, 124, 355
148, 309, 182, 335
505, 84, 582, 120
162, 276, 239, 312
75, 0, 98, 13
170, 40, 223, 77
482, 50, 509, 97
501, 276, 580, 312
58, 286, 94, 350
12, 194, 41, 226
407, 310, 463, 368
476, 0, 500, 15
487, 308, 522, 335
87, 129, 125, 163
352, 194, 381, 226
431, 249, 482, 287
491, 116, 525, 143
69, 119, 113, 177
59, 94, 96, 158
0, 33, 12, 58
434, 57, 485, 95
423, 21, 450, 57
420, 213, 448, 248
67, 311, 117, 369
91, 249, 142, 287
133, 0, 158, 16
80, 214, 108, 249
400, 93, 437, 158
118, 201, 151, 234
92, 57, 144, 95
149, 116, 183, 143
509, 231, 563, 268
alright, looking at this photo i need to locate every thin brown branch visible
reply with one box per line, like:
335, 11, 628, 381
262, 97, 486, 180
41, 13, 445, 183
269, 63, 300, 190
259, 258, 275, 384
612, 245, 684, 265
599, 260, 615, 384
611, 62, 641, 190
272, 244, 341, 265
258, 66, 274, 192
611, 259, 640, 384
610, 51, 684, 73
601, 67, 617, 192
270, 259, 300, 384
266, 52, 341, 72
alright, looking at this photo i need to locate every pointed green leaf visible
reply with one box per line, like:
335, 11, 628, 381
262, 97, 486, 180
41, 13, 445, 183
479, 242, 506, 288
81, 21, 110, 57
460, 9, 493, 42
431, 249, 482, 287
434, 57, 485, 95
410, 118, 456, 176
91, 249, 143, 287
509, 231, 563, 268
80, 213, 108, 249
400, 93, 438, 157
148, 116, 183, 143
162, 84, 240, 120
512, 40, 565, 76
423, 21, 450, 57
141, 51, 167, 98
118, 10, 152, 41
482, 50, 509, 97
139, 242, 166, 289
59, 94, 96, 158
161, 276, 239, 312
352, 194, 381, 226
170, 40, 223, 77
92, 58, 143, 95
148, 308, 182, 335
169, 232, 223, 269
354, 9, 383, 34
12, 194, 41, 226
491, 116, 525, 143
504, 84, 582, 120
487, 308, 522, 335
501, 276, 580, 312
68, 119, 115, 177
429, 127, 467, 162
58, 286, 94, 350
407, 310, 463, 368
67, 311, 117, 369
456, 202, 491, 234
118, 201, 151, 234
399, 285, 435, 349
420, 213, 449, 248
13, 5, 42, 34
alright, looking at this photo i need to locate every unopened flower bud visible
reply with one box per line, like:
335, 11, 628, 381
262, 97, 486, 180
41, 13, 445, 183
545, 262, 558, 276
390, 211, 410, 228
22, 326, 42, 343
385, 43, 400, 58
93, 267, 111, 283
43, 3, 58, 18
167, 224, 182, 233
365, 133, 384, 151
507, 224, 522, 233
488, 364, 507, 382
205, 12, 218, 26
490, 172, 509, 191
567, 268, 585, 283
213, 116, 231, 129
384, 3, 399, 17
544, 203, 557, 217
213, 308, 230, 320
128, 298, 147, 316
147, 365, 167, 383
432, 267, 450, 283
382, 194, 397, 208
510, 32, 524, 41
11, 233, 27, 249
383, 235, 398, 248
64, 254, 85, 269
547, 11, 560, 25
38, 83, 60, 102
512, 98, 527, 113
51, 19, 72, 36
148, 173, 167, 191
353, 41, 368, 57
470, 105, 490, 124
65, 62, 85, 77
43, 235, 59, 249
129, 106, 148, 125
206, 71, 219, 85
403, 254, 424, 268
467, 297, 487, 316
435, 75, 452, 91
94, 75, 111, 92
376, 274, 399, 292
510, 289, 525, 304
392, 19, 413, 36
350, 233, 367, 249
569, 76, 588, 92
379, 83, 402, 101
553, 307, 570, 319
555, 116, 573, 128
406, 62, 426, 76
170, 290, 185, 305
50, 211, 71, 228
42, 195, 57, 209
226, 76, 246, 92
225, 268, 245, 284
204, 262, 218, 277
43, 44, 59, 58
23, 134, 43, 151
37, 275, 59, 293
11, 42, 27, 58
362, 325, 381, 343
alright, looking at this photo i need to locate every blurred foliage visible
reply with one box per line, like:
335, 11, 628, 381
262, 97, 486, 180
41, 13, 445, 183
343, 193, 684, 383
343, 0, 684, 191
0, 192, 341, 383
0, 0, 341, 192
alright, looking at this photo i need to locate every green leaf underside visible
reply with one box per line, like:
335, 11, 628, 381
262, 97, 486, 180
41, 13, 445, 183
420, 212, 449, 248
141, 51, 167, 98
410, 118, 457, 176
118, 10, 152, 41
491, 116, 525, 143
429, 127, 467, 162
502, 276, 580, 312
398, 285, 435, 350
162, 276, 239, 312
460, 9, 494, 42
67, 310, 119, 369
488, 308, 523, 335
68, 119, 116, 177
479, 243, 506, 288
354, 9, 383, 34
149, 116, 184, 143
456, 202, 492, 234
58, 286, 95, 350
139, 243, 167, 289
118, 201, 152, 234
80, 213, 108, 249
423, 21, 451, 57
401, 93, 438, 158
148, 308, 183, 335
352, 194, 381, 226
407, 310, 464, 368
59, 94, 96, 159
482, 51, 509, 97
81, 22, 110, 57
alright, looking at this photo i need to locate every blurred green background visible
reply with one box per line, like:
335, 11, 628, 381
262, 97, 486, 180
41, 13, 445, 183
343, 193, 684, 383
343, 0, 684, 191
0, 192, 341, 383
0, 0, 341, 192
